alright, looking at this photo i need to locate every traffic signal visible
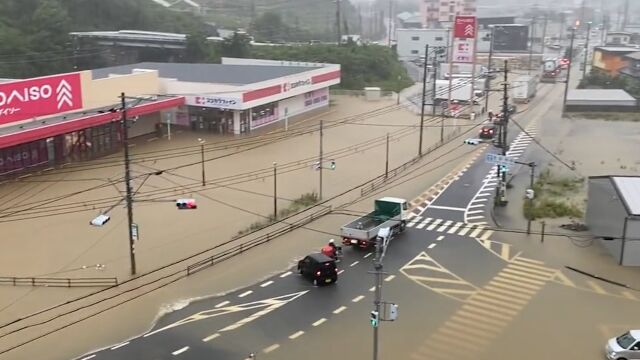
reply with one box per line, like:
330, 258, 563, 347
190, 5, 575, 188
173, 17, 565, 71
330, 160, 336, 170
370, 310, 379, 327
176, 198, 197, 209
499, 164, 508, 175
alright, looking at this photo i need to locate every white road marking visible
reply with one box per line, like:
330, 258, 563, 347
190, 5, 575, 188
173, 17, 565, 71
479, 230, 494, 240
437, 220, 453, 232
289, 331, 305, 339
110, 342, 130, 350
338, 269, 345, 275
333, 306, 348, 314
280, 271, 292, 278
426, 219, 442, 231
407, 216, 422, 227
447, 222, 463, 234
172, 346, 189, 355
385, 275, 396, 282
428, 205, 467, 211
238, 290, 253, 298
473, 198, 489, 202
469, 204, 484, 209
350, 261, 359, 267
475, 192, 491, 197
437, 235, 445, 241
467, 215, 485, 220
260, 280, 274, 287
470, 226, 485, 238
364, 252, 373, 258
352, 295, 365, 302
369, 286, 375, 292
80, 356, 96, 360
467, 210, 483, 214
416, 217, 433, 229
428, 243, 437, 249
202, 333, 220, 342
214, 300, 230, 308
312, 318, 327, 326
263, 344, 280, 353
458, 225, 472, 236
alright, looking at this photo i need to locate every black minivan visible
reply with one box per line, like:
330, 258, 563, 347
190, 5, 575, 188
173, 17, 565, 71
297, 253, 338, 286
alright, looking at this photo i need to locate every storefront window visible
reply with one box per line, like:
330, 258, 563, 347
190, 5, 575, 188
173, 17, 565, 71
0, 139, 47, 176
251, 102, 279, 128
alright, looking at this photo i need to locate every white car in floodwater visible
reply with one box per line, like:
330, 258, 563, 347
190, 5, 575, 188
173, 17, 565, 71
606, 330, 640, 360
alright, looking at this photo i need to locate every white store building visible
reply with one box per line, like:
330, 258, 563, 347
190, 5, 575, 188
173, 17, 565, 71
92, 58, 341, 135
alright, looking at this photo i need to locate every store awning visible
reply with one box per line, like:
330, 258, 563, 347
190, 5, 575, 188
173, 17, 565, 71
0, 96, 185, 149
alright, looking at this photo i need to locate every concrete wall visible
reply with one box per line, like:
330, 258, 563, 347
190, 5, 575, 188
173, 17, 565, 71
622, 218, 640, 265
80, 70, 162, 110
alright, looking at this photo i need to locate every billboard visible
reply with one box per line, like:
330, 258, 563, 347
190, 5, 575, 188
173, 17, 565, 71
186, 95, 243, 110
453, 38, 475, 63
454, 16, 477, 39
0, 73, 83, 126
492, 25, 529, 52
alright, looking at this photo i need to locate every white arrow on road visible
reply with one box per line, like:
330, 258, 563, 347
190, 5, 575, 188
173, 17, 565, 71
143, 290, 309, 337
56, 80, 73, 109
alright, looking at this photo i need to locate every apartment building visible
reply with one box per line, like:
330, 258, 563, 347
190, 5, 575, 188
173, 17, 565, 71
419, 0, 476, 28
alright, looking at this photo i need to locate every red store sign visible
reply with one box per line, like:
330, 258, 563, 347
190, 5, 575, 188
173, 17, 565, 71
454, 16, 477, 39
0, 73, 83, 126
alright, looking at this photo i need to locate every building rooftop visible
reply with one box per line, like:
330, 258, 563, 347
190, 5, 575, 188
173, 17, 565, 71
612, 177, 640, 216
567, 89, 636, 102
92, 62, 315, 85
596, 46, 640, 53
624, 52, 640, 60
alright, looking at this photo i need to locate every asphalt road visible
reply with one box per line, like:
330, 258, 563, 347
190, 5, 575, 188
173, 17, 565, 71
76, 79, 640, 360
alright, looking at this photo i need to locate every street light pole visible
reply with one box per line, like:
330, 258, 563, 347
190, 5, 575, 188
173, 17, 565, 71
528, 17, 536, 74
485, 26, 495, 112
385, 133, 390, 178
583, 22, 592, 79
527, 162, 536, 235
121, 92, 137, 276
419, 43, 429, 157
198, 138, 206, 186
562, 27, 576, 115
273, 162, 277, 219
372, 235, 384, 360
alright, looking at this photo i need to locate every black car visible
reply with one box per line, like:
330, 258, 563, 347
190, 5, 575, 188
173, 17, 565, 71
297, 253, 338, 286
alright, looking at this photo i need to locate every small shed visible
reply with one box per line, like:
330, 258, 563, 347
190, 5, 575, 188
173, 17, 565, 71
565, 89, 638, 112
586, 176, 640, 266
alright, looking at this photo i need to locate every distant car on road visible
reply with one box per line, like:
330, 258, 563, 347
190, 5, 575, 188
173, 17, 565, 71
606, 330, 640, 360
463, 138, 481, 145
479, 125, 497, 140
297, 253, 338, 286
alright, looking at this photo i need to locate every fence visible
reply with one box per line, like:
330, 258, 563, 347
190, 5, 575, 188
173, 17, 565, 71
186, 207, 332, 276
330, 89, 397, 99
360, 128, 463, 197
0, 276, 118, 288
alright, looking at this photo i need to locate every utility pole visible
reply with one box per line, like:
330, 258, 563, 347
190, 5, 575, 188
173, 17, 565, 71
387, 0, 393, 47
419, 43, 429, 157
121, 93, 137, 276
528, 17, 536, 74
198, 138, 206, 186
446, 26, 454, 114
372, 235, 384, 360
495, 62, 509, 206
336, 0, 342, 44
622, 0, 629, 31
385, 133, 390, 178
583, 22, 592, 79
541, 14, 548, 60
319, 120, 324, 200
432, 52, 438, 116
562, 27, 576, 115
527, 162, 536, 235
485, 25, 495, 113
273, 162, 277, 219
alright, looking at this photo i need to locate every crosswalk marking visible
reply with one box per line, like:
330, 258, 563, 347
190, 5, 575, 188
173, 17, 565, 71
469, 226, 485, 238
587, 280, 607, 295
407, 216, 422, 227
467, 209, 483, 214
437, 220, 453, 232
416, 217, 433, 229
410, 258, 552, 360
458, 225, 472, 236
467, 215, 484, 221
426, 219, 442, 231
447, 222, 463, 234
479, 230, 494, 240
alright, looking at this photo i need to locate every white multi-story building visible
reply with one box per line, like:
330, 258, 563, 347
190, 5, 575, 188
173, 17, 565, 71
419, 0, 477, 28
396, 28, 450, 60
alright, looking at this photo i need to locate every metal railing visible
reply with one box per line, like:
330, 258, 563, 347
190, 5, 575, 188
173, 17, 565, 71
186, 207, 332, 276
0, 276, 118, 288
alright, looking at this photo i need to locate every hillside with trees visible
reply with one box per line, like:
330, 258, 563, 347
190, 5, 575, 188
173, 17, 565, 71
0, 0, 210, 77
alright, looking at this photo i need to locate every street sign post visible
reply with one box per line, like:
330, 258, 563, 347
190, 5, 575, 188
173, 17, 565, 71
485, 153, 516, 168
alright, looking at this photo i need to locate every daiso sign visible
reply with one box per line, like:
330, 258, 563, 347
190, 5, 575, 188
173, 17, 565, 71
0, 73, 83, 126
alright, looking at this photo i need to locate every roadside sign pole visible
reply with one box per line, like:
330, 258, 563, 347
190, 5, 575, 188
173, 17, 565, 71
372, 235, 383, 360
319, 119, 323, 200
419, 43, 429, 157
527, 162, 536, 234
121, 92, 137, 276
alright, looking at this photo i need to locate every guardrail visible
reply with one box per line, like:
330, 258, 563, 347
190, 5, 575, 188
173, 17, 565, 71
360, 128, 463, 197
186, 207, 332, 276
0, 276, 118, 288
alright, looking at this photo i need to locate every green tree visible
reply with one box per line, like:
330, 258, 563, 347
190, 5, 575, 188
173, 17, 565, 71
185, 31, 211, 62
219, 32, 252, 58
28, 0, 73, 76
251, 12, 289, 42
